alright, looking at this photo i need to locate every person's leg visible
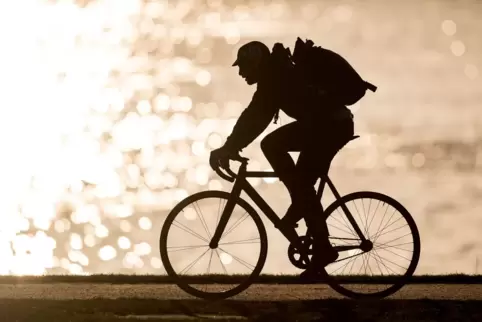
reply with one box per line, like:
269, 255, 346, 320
261, 116, 353, 250
295, 145, 339, 274
296, 117, 354, 278
261, 120, 339, 230
260, 121, 306, 202
261, 118, 351, 216
260, 121, 312, 242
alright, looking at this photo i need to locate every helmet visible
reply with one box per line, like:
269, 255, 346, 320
232, 41, 270, 67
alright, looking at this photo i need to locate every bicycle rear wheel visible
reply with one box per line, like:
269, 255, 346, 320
159, 190, 268, 300
323, 191, 421, 299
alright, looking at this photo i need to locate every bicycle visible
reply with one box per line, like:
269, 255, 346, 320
159, 135, 421, 300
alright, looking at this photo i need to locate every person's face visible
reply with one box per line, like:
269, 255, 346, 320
237, 59, 261, 85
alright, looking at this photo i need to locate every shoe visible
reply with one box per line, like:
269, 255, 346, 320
299, 267, 328, 283
299, 245, 338, 283
279, 204, 303, 228
281, 201, 323, 228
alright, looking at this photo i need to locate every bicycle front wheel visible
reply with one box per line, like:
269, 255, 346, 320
323, 191, 421, 299
159, 190, 268, 300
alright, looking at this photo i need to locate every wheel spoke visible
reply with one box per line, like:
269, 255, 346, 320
193, 201, 212, 239
375, 244, 412, 262
334, 208, 357, 237
330, 253, 359, 274
372, 248, 408, 272
372, 249, 385, 276
374, 231, 413, 248
365, 253, 375, 276
373, 221, 408, 242
371, 209, 398, 241
372, 204, 391, 242
359, 253, 368, 275
167, 245, 208, 253
215, 198, 223, 229
366, 200, 382, 237
220, 211, 250, 241
179, 247, 210, 275
375, 241, 414, 253
347, 253, 358, 274
372, 248, 398, 275
206, 250, 214, 274
353, 199, 368, 237
333, 251, 365, 265
219, 247, 255, 271
219, 237, 260, 246
172, 220, 209, 243
361, 199, 370, 237
328, 222, 357, 237
215, 249, 228, 274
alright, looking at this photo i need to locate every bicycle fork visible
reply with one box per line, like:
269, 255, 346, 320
209, 173, 244, 249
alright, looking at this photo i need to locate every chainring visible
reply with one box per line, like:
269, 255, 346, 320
288, 235, 314, 269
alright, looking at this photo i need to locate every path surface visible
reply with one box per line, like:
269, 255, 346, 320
1, 283, 482, 300
1, 284, 482, 321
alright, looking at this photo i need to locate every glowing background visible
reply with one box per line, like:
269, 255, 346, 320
0, 0, 481, 275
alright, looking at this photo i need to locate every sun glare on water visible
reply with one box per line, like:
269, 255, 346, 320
0, 0, 141, 275
0, 0, 264, 276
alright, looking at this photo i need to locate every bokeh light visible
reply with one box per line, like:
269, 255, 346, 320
451, 40, 466, 57
465, 64, 479, 80
441, 20, 457, 36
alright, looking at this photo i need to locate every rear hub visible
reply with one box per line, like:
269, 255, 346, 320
360, 240, 373, 252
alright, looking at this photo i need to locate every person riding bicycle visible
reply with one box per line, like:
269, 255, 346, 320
210, 39, 372, 280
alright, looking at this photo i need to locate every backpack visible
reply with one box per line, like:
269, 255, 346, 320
290, 37, 377, 106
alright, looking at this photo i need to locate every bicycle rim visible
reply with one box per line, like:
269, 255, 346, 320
322, 191, 421, 299
159, 190, 268, 300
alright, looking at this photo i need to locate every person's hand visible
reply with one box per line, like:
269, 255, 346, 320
209, 146, 236, 172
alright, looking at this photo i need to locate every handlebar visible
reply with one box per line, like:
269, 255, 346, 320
212, 153, 249, 183
214, 167, 235, 182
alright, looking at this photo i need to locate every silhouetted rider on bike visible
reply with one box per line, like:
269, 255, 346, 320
210, 39, 375, 280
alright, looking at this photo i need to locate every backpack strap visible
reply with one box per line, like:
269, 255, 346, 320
365, 81, 377, 92
273, 110, 279, 124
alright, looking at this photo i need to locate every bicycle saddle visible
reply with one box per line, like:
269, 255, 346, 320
340, 135, 360, 148
350, 135, 360, 141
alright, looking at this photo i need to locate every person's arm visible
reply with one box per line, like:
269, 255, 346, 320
223, 89, 277, 153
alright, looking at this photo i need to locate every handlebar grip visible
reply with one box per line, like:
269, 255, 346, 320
214, 167, 234, 182
225, 167, 237, 179
224, 155, 249, 179
210, 153, 249, 182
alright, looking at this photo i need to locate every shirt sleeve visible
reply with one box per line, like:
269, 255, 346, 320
223, 88, 278, 152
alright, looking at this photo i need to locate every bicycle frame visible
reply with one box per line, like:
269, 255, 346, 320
209, 160, 368, 251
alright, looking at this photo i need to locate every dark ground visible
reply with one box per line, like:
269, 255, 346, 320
1, 275, 481, 321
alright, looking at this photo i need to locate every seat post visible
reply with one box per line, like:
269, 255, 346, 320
317, 135, 359, 199
317, 176, 326, 199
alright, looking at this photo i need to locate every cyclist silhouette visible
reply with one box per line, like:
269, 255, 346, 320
210, 40, 361, 280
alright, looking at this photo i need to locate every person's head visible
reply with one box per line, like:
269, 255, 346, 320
232, 41, 271, 85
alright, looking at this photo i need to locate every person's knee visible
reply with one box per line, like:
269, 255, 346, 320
290, 175, 318, 199
260, 134, 278, 157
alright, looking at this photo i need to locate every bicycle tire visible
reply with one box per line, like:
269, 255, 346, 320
159, 190, 268, 300
322, 191, 421, 299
